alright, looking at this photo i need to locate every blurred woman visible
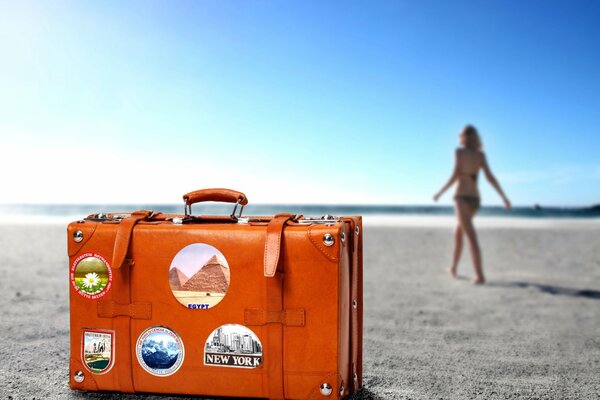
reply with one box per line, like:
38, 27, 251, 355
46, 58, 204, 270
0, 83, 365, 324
434, 125, 511, 284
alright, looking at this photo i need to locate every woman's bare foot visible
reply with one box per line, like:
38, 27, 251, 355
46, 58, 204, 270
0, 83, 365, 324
472, 276, 485, 285
447, 267, 458, 278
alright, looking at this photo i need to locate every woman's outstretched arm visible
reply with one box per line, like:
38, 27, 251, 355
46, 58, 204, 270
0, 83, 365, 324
481, 153, 511, 209
433, 150, 459, 202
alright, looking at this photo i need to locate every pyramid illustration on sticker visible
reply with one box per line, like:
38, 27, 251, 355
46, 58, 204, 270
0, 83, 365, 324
169, 267, 189, 290
182, 255, 230, 293
169, 244, 231, 309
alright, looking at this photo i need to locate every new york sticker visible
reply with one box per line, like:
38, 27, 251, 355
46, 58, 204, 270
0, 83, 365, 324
82, 329, 114, 374
136, 326, 184, 377
71, 253, 112, 300
168, 243, 231, 309
204, 324, 263, 368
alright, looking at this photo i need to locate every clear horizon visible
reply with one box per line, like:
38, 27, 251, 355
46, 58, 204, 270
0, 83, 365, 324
1, 1, 598, 207
0, 201, 597, 208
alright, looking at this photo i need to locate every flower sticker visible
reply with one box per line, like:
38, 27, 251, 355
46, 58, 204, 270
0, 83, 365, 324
82, 272, 100, 289
71, 253, 112, 299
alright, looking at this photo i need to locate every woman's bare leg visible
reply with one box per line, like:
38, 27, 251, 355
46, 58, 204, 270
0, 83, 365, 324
449, 224, 463, 278
455, 200, 484, 284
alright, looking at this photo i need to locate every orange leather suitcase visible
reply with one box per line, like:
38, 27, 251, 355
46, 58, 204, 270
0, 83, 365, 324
67, 189, 363, 399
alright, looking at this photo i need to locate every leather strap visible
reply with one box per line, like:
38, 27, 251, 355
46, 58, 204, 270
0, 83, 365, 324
244, 308, 305, 327
262, 214, 294, 399
265, 273, 285, 400
112, 210, 153, 270
111, 211, 153, 393
113, 253, 135, 393
264, 214, 294, 277
97, 301, 152, 319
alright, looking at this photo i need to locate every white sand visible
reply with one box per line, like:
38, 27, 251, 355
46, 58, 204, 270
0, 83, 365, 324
0, 219, 598, 399
363, 214, 600, 229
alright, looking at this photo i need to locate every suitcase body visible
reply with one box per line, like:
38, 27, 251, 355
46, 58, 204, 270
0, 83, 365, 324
67, 189, 363, 399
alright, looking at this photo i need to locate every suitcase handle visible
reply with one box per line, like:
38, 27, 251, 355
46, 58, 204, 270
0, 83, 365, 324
183, 188, 249, 217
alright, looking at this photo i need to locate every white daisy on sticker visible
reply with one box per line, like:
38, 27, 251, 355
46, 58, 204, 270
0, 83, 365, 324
82, 272, 100, 289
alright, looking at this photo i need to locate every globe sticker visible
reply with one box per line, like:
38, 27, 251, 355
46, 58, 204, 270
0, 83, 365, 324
204, 324, 263, 369
136, 326, 184, 377
71, 253, 112, 300
82, 329, 114, 374
168, 243, 231, 309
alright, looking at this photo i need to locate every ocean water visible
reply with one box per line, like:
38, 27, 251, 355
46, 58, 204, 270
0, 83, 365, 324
1, 204, 599, 220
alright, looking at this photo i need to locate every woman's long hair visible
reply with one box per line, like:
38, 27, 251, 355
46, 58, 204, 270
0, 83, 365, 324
462, 125, 482, 151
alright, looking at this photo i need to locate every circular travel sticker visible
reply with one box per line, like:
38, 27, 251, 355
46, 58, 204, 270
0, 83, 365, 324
70, 253, 112, 299
168, 243, 231, 309
204, 324, 263, 369
82, 329, 114, 374
136, 326, 184, 377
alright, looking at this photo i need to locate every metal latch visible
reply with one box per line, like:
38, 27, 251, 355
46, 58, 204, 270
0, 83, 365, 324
297, 215, 340, 225
85, 213, 130, 222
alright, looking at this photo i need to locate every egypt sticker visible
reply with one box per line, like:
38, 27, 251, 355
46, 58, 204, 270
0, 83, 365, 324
82, 329, 114, 374
168, 243, 231, 309
136, 326, 184, 377
71, 253, 112, 299
204, 324, 263, 369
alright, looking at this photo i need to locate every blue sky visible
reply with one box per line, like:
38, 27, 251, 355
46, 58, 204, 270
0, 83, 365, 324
1, 1, 598, 206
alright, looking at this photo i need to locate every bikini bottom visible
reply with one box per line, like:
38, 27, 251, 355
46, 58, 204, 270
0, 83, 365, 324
454, 195, 481, 212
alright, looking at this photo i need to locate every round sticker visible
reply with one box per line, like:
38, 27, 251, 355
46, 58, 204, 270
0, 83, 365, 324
71, 253, 112, 299
136, 326, 184, 376
168, 243, 231, 309
204, 324, 263, 369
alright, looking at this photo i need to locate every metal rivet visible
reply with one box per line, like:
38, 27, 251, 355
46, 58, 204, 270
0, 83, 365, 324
322, 233, 335, 247
354, 372, 358, 381
73, 230, 84, 243
320, 383, 332, 396
355, 226, 360, 235
352, 299, 358, 309
73, 370, 85, 383
340, 232, 346, 243
339, 386, 345, 396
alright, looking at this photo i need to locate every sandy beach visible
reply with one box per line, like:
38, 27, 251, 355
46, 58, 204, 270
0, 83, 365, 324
1, 218, 598, 399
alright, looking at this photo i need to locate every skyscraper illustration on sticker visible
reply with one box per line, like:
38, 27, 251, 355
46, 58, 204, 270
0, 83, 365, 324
204, 324, 263, 368
169, 243, 231, 309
